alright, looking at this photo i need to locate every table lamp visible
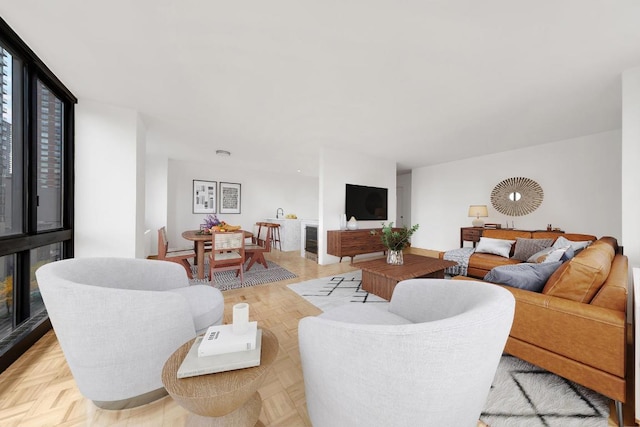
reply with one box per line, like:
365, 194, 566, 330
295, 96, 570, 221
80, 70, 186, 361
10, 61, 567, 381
468, 205, 488, 227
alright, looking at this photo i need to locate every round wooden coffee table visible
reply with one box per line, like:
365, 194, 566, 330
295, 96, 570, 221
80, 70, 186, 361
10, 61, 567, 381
162, 328, 278, 427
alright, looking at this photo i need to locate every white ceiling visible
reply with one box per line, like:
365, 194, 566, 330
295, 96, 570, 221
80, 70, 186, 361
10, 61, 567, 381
2, 1, 640, 176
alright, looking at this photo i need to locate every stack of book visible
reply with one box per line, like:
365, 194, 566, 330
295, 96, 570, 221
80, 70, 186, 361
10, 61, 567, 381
177, 322, 262, 378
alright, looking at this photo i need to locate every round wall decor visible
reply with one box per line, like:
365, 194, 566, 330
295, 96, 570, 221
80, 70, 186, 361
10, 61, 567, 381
490, 177, 543, 216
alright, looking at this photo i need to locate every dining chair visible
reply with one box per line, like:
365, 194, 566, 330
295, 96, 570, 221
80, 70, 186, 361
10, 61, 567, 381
157, 226, 195, 279
245, 225, 272, 271
209, 231, 245, 286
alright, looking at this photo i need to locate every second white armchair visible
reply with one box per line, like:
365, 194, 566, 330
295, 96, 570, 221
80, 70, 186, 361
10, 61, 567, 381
298, 278, 515, 427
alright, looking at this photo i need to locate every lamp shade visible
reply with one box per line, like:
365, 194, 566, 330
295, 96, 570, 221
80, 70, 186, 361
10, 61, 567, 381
468, 205, 488, 227
468, 205, 488, 218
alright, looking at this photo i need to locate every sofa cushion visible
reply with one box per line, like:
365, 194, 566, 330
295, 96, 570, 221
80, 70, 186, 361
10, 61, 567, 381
527, 245, 571, 263
542, 239, 615, 303
512, 238, 554, 261
590, 254, 628, 311
475, 237, 515, 258
484, 261, 563, 292
468, 252, 522, 272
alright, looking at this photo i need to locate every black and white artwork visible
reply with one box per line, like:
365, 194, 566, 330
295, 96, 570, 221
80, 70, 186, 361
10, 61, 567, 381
219, 182, 241, 214
193, 180, 217, 214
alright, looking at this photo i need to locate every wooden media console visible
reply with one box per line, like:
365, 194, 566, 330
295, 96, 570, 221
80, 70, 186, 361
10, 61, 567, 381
326, 228, 394, 262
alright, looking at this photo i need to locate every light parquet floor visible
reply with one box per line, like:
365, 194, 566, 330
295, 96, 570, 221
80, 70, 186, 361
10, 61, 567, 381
0, 249, 634, 426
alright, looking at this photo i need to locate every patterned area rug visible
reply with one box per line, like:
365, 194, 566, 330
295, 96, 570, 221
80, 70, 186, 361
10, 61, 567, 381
288, 273, 610, 426
482, 355, 609, 427
190, 260, 297, 291
287, 270, 389, 312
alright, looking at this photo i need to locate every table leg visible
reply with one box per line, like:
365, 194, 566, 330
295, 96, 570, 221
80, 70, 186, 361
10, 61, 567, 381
197, 241, 205, 280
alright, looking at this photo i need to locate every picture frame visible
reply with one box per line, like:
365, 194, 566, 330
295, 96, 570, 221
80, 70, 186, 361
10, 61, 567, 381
193, 180, 217, 214
219, 182, 241, 214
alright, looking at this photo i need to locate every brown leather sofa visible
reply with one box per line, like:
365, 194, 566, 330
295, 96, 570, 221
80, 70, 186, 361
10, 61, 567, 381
452, 232, 628, 424
464, 229, 598, 278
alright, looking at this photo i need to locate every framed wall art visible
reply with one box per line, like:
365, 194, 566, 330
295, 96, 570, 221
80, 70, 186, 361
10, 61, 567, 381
219, 182, 241, 214
193, 180, 217, 214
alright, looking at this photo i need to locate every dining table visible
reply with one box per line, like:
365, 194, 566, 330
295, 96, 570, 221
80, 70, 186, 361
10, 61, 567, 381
181, 229, 253, 280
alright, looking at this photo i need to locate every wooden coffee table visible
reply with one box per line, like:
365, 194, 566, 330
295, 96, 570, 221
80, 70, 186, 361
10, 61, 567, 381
162, 328, 278, 427
355, 254, 457, 300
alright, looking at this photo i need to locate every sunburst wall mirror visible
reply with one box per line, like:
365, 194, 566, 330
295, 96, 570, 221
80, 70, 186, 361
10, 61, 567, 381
490, 177, 543, 216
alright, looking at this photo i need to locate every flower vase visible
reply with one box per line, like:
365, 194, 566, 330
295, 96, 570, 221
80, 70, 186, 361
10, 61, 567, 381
387, 249, 404, 265
340, 214, 347, 230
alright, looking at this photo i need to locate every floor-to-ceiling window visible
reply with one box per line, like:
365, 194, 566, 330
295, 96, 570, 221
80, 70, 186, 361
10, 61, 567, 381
0, 17, 76, 372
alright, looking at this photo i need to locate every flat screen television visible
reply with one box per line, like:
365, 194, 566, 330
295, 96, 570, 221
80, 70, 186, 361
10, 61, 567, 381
345, 184, 388, 220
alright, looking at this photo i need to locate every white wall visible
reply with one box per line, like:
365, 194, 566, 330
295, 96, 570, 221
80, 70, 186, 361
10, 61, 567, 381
397, 172, 412, 228
145, 153, 169, 255
411, 130, 622, 251
75, 99, 146, 257
622, 66, 640, 272
135, 115, 147, 258
319, 147, 397, 264
165, 159, 319, 248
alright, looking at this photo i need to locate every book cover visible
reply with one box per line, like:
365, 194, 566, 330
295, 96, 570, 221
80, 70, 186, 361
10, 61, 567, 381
198, 321, 258, 357
177, 329, 263, 378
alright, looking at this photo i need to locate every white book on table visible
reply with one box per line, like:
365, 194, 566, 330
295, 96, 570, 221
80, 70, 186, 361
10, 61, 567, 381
198, 321, 258, 357
177, 329, 262, 378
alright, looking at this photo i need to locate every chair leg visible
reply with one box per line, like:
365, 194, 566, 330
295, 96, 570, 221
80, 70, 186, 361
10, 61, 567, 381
245, 253, 267, 271
179, 260, 194, 279
257, 254, 268, 268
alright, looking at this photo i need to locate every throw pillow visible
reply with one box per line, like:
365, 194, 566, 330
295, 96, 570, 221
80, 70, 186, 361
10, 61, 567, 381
560, 246, 575, 262
553, 236, 592, 254
511, 238, 554, 261
475, 237, 515, 258
484, 261, 563, 292
527, 245, 571, 263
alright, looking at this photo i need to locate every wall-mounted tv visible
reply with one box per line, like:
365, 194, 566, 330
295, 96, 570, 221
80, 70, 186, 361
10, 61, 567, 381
345, 184, 388, 220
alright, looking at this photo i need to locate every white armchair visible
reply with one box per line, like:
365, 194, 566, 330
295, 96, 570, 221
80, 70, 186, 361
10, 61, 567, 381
298, 278, 515, 427
35, 257, 224, 409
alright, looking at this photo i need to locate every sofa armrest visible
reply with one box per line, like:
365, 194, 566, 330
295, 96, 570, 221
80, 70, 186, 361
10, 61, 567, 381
500, 285, 625, 377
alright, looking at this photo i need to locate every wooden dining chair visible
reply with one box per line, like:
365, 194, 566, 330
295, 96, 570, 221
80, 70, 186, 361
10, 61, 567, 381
209, 231, 245, 286
157, 227, 195, 279
245, 225, 272, 271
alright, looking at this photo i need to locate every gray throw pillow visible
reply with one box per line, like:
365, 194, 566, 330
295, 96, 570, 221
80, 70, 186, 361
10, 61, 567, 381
511, 238, 554, 261
484, 261, 563, 292
553, 236, 592, 254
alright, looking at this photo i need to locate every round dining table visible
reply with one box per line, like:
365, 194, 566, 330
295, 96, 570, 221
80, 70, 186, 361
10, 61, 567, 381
182, 230, 253, 280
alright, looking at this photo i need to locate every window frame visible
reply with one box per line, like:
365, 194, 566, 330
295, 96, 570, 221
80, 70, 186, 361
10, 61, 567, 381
0, 17, 76, 372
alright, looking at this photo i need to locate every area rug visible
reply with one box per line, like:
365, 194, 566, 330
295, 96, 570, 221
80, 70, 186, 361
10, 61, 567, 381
287, 273, 610, 426
287, 270, 389, 312
190, 261, 297, 291
481, 355, 609, 427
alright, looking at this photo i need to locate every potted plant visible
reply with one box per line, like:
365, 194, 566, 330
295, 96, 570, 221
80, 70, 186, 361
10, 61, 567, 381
371, 222, 419, 265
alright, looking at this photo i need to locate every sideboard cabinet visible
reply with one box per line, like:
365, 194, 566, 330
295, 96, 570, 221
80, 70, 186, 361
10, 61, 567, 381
460, 226, 565, 248
327, 229, 390, 262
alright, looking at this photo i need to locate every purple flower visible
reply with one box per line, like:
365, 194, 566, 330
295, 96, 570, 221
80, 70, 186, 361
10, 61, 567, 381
203, 214, 221, 228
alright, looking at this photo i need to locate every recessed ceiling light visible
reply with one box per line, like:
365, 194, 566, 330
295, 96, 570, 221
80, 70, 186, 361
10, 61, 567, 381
215, 150, 231, 157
